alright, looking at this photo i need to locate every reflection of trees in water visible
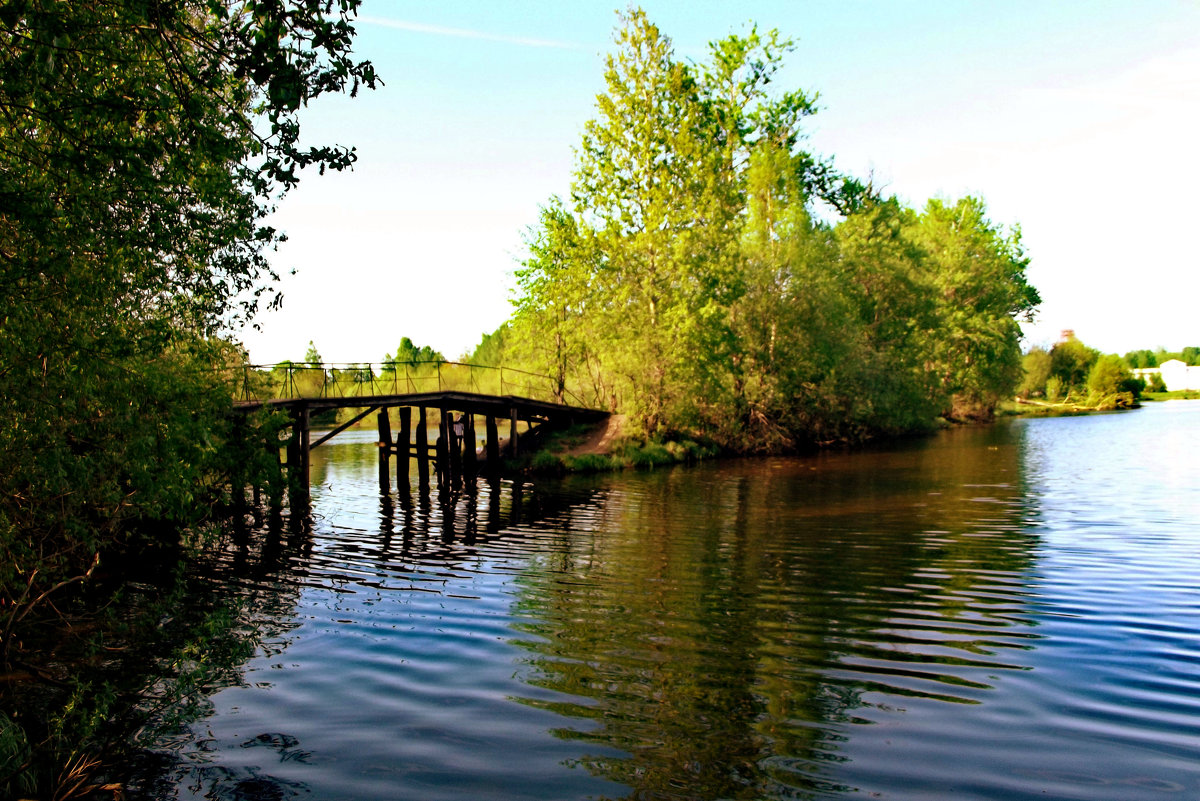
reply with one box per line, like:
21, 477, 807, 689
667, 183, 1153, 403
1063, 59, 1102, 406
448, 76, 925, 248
508, 425, 1041, 799
118, 509, 314, 800
124, 475, 570, 800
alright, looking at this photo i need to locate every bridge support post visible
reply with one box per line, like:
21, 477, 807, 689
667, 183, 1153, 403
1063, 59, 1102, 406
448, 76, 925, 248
509, 407, 519, 458
485, 415, 499, 472
435, 406, 449, 490
299, 404, 311, 489
449, 413, 463, 488
416, 406, 430, 490
463, 414, 477, 480
287, 404, 311, 511
377, 409, 391, 491
397, 407, 411, 489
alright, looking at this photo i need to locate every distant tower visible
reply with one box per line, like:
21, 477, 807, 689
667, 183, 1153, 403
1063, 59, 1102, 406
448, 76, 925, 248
1059, 329, 1076, 342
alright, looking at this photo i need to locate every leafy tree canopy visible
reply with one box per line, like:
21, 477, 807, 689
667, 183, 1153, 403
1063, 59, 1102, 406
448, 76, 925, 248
0, 0, 376, 648
384, 336, 445, 366
497, 9, 1039, 445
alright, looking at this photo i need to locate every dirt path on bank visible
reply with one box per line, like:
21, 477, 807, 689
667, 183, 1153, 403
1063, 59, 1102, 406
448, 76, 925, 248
562, 414, 626, 456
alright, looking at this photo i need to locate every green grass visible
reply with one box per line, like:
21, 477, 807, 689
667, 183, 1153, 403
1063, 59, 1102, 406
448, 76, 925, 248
524, 427, 719, 476
1142, 390, 1200, 401
563, 453, 622, 472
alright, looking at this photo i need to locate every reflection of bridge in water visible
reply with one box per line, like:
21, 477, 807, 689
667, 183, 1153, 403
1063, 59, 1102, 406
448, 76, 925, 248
231, 361, 608, 503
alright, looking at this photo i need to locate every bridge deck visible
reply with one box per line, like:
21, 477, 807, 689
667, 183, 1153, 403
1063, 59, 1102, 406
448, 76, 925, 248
233, 390, 609, 424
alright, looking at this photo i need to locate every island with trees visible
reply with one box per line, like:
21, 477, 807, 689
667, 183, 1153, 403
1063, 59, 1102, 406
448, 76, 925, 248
470, 10, 1039, 455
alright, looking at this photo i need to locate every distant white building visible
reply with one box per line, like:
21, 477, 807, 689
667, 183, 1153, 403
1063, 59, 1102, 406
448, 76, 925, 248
1134, 359, 1200, 391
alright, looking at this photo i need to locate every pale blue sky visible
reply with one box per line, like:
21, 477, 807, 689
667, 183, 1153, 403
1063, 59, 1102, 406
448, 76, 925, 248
240, 1, 1200, 363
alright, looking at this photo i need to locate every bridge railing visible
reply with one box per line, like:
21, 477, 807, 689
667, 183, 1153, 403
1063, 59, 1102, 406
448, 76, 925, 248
231, 361, 589, 408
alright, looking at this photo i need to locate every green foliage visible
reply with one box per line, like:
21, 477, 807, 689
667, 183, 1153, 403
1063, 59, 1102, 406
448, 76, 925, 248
1123, 349, 1157, 369
1146, 347, 1200, 366
0, 555, 273, 799
1050, 335, 1099, 393
304, 340, 323, 366
1, 0, 374, 657
1147, 372, 1167, 393
502, 9, 1039, 449
1019, 347, 1053, 398
1045, 375, 1065, 402
0, 712, 34, 798
1085, 355, 1139, 408
469, 324, 512, 367
384, 336, 445, 366
912, 198, 1039, 420
618, 440, 676, 469
563, 453, 623, 472
530, 450, 565, 473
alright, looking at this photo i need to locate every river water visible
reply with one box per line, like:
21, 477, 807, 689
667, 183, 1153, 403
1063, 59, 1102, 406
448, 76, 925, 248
132, 401, 1200, 800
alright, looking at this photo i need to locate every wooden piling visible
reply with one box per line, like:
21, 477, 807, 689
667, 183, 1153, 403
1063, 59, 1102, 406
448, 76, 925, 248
286, 404, 311, 511
397, 407, 411, 486
509, 407, 519, 458
286, 418, 299, 491
435, 432, 447, 490
485, 415, 499, 471
463, 414, 477, 479
416, 406, 430, 489
377, 409, 391, 490
436, 405, 449, 490
449, 413, 463, 487
298, 404, 311, 490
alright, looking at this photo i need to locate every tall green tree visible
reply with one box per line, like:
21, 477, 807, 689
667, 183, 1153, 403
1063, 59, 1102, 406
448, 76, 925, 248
569, 8, 738, 431
1018, 347, 1052, 398
733, 143, 852, 447
384, 336, 444, 366
832, 198, 943, 433
1087, 354, 1139, 406
1050, 334, 1099, 393
911, 198, 1040, 419
1123, 349, 1157, 369
512, 200, 598, 403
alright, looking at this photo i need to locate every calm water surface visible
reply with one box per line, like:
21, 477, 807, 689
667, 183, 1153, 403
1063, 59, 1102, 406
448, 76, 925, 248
136, 401, 1200, 800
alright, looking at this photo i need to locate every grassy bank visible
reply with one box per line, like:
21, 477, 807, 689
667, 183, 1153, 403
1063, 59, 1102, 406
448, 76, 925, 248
1001, 394, 1141, 416
517, 419, 720, 475
1141, 390, 1200, 401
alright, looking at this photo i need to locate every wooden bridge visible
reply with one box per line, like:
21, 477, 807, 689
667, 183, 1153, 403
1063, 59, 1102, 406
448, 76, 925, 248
232, 361, 608, 501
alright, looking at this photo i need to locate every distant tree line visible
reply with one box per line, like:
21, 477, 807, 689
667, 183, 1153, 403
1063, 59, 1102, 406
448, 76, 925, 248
1122, 347, 1200, 369
1018, 334, 1145, 406
472, 10, 1040, 451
